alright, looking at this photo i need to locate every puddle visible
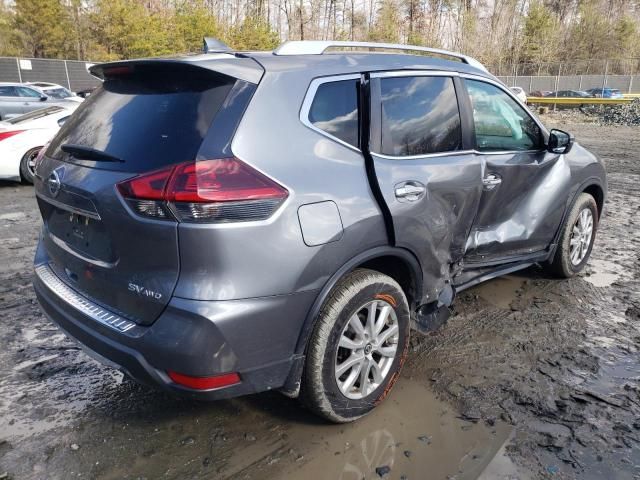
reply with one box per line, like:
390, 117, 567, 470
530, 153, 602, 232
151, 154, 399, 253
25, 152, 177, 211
583, 258, 622, 287
471, 275, 526, 309
254, 380, 513, 480
478, 431, 531, 480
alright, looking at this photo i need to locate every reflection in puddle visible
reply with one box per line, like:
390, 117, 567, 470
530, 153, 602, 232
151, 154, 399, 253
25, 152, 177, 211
264, 380, 512, 480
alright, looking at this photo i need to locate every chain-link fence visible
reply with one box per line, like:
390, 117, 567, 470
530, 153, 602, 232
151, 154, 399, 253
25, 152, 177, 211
0, 57, 100, 92
488, 59, 640, 77
1, 55, 639, 95
491, 59, 640, 94
497, 74, 640, 94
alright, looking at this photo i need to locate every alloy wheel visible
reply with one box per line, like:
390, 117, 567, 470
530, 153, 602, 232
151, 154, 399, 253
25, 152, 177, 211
334, 299, 399, 399
570, 207, 594, 265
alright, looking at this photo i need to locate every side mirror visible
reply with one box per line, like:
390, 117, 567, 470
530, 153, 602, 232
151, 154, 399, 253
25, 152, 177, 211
39, 95, 48, 102
548, 128, 574, 154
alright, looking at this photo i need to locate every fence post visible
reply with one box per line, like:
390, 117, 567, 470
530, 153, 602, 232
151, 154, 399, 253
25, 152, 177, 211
628, 75, 633, 94
15, 58, 22, 83
63, 60, 72, 90
553, 63, 561, 111
579, 75, 583, 90
601, 60, 608, 95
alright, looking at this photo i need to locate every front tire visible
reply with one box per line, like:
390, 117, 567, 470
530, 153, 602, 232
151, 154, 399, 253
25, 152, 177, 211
548, 193, 598, 278
301, 269, 410, 423
20, 147, 42, 184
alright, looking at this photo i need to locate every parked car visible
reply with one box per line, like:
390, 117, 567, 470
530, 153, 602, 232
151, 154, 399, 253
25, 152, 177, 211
32, 40, 606, 423
585, 87, 623, 99
546, 90, 593, 98
510, 86, 527, 103
27, 82, 84, 103
529, 90, 552, 97
0, 82, 79, 120
0, 105, 77, 183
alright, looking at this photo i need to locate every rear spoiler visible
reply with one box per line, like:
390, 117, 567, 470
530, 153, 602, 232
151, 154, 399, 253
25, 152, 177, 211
89, 56, 264, 85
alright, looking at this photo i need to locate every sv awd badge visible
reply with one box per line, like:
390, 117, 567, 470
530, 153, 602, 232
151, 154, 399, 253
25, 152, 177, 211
128, 282, 163, 300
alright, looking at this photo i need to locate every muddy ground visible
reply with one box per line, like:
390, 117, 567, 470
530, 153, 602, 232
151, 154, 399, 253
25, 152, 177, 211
0, 118, 639, 480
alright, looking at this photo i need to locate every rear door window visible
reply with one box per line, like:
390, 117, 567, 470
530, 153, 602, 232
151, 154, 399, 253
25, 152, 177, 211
0, 86, 17, 97
47, 65, 237, 173
379, 76, 462, 156
308, 79, 360, 148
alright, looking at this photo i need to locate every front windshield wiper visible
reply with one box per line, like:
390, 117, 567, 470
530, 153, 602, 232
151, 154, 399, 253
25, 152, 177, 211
61, 144, 124, 163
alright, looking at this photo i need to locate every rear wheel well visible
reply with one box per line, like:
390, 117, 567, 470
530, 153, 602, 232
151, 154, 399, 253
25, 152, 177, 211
583, 184, 604, 219
357, 256, 417, 308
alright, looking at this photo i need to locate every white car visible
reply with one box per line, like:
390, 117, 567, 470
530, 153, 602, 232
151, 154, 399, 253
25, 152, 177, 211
0, 105, 77, 184
510, 86, 527, 104
27, 82, 84, 103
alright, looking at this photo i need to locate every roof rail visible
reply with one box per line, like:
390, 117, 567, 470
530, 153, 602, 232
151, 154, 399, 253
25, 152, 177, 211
273, 41, 487, 72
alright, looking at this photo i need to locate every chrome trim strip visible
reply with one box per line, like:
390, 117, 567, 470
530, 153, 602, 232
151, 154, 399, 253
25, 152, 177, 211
35, 191, 101, 220
299, 73, 362, 153
369, 70, 459, 79
373, 150, 475, 160
48, 232, 118, 268
274, 41, 488, 72
373, 148, 543, 160
35, 264, 136, 333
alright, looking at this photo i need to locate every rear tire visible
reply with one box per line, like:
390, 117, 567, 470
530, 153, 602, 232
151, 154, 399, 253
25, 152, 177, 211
20, 147, 41, 184
300, 269, 410, 423
547, 193, 598, 278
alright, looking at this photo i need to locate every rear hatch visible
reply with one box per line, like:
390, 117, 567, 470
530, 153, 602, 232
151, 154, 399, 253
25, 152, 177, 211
35, 61, 256, 325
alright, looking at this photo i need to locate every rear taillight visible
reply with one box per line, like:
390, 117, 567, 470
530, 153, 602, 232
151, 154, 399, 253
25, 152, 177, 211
0, 130, 24, 141
117, 158, 288, 223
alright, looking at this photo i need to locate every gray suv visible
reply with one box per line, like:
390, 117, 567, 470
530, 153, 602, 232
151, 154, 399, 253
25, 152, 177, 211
0, 82, 77, 119
32, 41, 606, 422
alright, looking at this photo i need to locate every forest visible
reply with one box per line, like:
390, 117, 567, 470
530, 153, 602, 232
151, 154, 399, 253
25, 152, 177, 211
0, 0, 638, 74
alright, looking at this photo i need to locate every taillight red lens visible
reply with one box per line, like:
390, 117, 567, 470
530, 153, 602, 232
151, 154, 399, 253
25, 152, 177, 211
167, 370, 240, 390
0, 130, 24, 141
117, 165, 172, 200
116, 158, 288, 223
166, 158, 288, 203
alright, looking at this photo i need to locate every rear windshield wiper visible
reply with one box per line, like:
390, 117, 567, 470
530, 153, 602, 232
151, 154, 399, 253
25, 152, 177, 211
61, 144, 124, 163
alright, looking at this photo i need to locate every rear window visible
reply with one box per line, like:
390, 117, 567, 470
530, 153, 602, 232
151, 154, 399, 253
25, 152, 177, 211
47, 65, 236, 173
308, 79, 359, 148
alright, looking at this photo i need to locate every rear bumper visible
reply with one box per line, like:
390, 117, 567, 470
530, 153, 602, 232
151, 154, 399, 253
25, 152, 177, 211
33, 260, 317, 400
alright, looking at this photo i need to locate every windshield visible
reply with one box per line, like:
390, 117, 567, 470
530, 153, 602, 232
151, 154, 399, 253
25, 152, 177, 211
7, 106, 66, 124
45, 87, 73, 99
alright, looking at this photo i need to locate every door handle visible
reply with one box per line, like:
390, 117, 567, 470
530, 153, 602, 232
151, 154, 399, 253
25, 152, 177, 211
482, 173, 502, 190
395, 181, 426, 201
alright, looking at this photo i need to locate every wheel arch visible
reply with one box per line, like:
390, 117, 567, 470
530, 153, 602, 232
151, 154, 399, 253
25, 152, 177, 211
582, 183, 604, 220
548, 177, 606, 261
281, 246, 422, 397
